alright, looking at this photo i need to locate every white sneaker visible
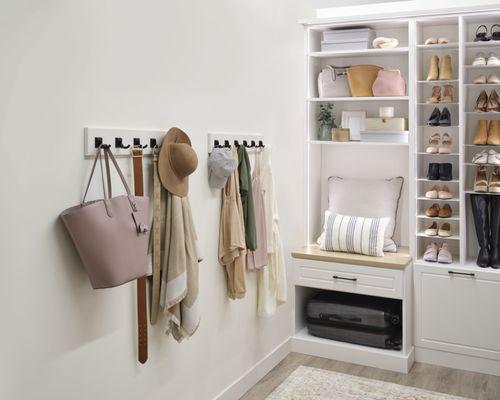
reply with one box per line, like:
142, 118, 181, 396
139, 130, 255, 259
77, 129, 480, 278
488, 74, 500, 84
487, 149, 500, 165
425, 185, 438, 199
473, 52, 487, 66
487, 52, 500, 66
473, 150, 489, 164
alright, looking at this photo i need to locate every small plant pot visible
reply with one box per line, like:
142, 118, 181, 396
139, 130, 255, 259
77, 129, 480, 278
318, 125, 333, 141
332, 128, 350, 142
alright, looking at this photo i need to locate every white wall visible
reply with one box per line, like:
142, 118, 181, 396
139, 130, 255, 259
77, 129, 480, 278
0, 1, 313, 399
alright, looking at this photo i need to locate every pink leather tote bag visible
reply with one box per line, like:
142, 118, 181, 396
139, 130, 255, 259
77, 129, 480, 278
372, 69, 406, 97
61, 146, 149, 289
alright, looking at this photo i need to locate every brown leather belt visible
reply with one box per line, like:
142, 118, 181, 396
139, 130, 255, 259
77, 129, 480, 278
132, 148, 148, 364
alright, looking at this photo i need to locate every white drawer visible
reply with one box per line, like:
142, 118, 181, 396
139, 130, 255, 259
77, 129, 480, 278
415, 263, 500, 360
294, 259, 404, 299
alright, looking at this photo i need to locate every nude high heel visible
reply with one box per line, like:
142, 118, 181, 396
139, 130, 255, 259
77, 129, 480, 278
487, 119, 500, 145
474, 90, 488, 112
487, 90, 500, 113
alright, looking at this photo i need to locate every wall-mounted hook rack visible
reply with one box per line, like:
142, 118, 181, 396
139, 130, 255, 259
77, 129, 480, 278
207, 132, 264, 154
133, 138, 148, 149
84, 128, 166, 158
115, 137, 130, 149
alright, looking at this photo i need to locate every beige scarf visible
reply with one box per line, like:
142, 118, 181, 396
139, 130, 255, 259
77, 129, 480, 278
159, 192, 200, 341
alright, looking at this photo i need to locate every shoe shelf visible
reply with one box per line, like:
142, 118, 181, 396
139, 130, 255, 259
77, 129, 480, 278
417, 196, 460, 202
464, 65, 500, 69
464, 83, 500, 87
417, 232, 460, 240
465, 190, 500, 196
465, 41, 500, 48
417, 214, 461, 221
414, 17, 463, 265
417, 79, 459, 84
465, 162, 500, 166
416, 43, 459, 49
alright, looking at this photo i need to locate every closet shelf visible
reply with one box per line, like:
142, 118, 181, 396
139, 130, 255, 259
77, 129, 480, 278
417, 80, 458, 84
414, 259, 462, 268
464, 65, 500, 69
417, 152, 460, 156
465, 41, 500, 48
465, 190, 500, 196
465, 83, 500, 87
465, 162, 500, 166
308, 140, 408, 146
308, 97, 408, 102
417, 103, 459, 106
416, 178, 459, 183
465, 111, 500, 115
308, 47, 409, 58
416, 43, 458, 49
464, 144, 500, 147
417, 233, 460, 240
417, 125, 459, 129
417, 196, 460, 202
417, 214, 461, 221
464, 258, 500, 274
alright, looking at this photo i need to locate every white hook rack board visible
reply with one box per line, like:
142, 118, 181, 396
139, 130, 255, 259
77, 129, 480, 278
207, 132, 264, 153
84, 127, 167, 158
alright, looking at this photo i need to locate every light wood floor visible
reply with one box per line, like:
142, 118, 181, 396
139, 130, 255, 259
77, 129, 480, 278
240, 352, 500, 400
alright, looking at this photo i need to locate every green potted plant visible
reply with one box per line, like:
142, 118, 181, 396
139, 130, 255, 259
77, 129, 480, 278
317, 104, 336, 141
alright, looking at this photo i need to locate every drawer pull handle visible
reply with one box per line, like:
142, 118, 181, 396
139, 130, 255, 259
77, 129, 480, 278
448, 271, 475, 277
333, 275, 357, 282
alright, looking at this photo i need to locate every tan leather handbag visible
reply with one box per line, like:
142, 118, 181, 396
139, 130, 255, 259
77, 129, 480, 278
347, 65, 382, 97
60, 146, 150, 289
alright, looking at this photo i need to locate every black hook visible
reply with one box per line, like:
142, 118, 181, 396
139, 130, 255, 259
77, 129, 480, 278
251, 140, 256, 148
214, 140, 220, 148
234, 140, 240, 147
150, 138, 160, 148
258, 140, 265, 148
224, 140, 230, 148
94, 137, 103, 148
133, 138, 148, 149
243, 140, 248, 148
115, 137, 131, 149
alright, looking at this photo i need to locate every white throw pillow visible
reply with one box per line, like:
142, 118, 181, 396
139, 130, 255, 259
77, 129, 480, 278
328, 176, 403, 252
319, 212, 389, 257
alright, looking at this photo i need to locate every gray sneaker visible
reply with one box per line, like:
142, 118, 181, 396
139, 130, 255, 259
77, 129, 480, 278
437, 242, 453, 264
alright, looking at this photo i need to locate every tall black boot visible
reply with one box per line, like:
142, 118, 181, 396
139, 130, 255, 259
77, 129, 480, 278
490, 196, 500, 269
470, 194, 490, 268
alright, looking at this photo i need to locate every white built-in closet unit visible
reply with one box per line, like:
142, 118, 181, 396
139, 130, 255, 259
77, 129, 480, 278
296, 10, 500, 377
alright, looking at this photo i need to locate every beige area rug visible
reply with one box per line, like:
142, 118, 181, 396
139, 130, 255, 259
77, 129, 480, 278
266, 366, 471, 400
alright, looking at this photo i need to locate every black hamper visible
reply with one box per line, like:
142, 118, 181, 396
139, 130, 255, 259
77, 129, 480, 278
306, 291, 402, 350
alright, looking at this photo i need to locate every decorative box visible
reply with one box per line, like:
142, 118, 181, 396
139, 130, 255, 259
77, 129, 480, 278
331, 128, 350, 142
364, 117, 408, 131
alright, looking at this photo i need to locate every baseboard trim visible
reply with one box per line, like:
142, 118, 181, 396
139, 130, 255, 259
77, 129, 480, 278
213, 338, 291, 400
415, 346, 500, 376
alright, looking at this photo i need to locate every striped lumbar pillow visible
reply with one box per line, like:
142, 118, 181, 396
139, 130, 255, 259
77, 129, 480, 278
319, 211, 390, 257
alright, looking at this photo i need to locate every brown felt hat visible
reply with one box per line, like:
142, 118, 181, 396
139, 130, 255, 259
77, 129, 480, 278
158, 127, 198, 197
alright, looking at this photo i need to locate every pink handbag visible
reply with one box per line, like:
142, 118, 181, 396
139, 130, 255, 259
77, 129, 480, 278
60, 146, 150, 289
372, 69, 406, 97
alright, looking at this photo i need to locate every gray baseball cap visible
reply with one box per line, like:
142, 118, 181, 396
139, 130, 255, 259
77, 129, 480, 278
208, 148, 237, 189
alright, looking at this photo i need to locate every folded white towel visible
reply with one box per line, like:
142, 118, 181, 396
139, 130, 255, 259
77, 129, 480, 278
372, 37, 399, 49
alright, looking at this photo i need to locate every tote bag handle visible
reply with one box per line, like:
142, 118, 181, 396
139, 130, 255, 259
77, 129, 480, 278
81, 146, 138, 214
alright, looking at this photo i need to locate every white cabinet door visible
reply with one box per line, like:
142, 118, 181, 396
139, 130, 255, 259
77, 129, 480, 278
415, 264, 500, 360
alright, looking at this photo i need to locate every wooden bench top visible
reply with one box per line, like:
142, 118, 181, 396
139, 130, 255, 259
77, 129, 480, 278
291, 245, 412, 270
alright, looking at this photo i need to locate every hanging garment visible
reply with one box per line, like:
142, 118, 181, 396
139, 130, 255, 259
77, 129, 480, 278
219, 147, 247, 299
237, 146, 257, 251
246, 151, 269, 271
257, 146, 287, 317
159, 192, 200, 342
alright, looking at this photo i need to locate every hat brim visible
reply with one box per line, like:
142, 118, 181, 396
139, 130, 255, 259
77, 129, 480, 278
158, 146, 189, 197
